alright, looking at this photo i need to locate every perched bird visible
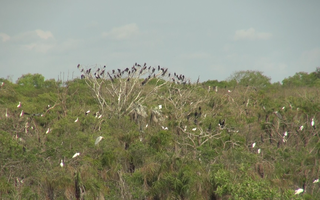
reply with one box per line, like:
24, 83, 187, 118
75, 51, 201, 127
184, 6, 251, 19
161, 126, 168, 130
74, 117, 78, 123
252, 143, 256, 148
95, 136, 104, 145
218, 119, 225, 128
72, 152, 80, 158
146, 124, 148, 128
282, 106, 285, 110
17, 102, 21, 108
294, 188, 304, 195
257, 149, 261, 154
98, 114, 102, 119
299, 126, 304, 131
158, 105, 162, 109
311, 118, 315, 129
228, 90, 231, 93
60, 159, 64, 167
85, 110, 90, 115
192, 128, 197, 131
313, 179, 319, 183
20, 110, 24, 117
46, 128, 50, 134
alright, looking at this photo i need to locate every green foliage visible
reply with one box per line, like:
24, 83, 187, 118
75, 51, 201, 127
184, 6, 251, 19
1, 71, 320, 199
227, 70, 271, 87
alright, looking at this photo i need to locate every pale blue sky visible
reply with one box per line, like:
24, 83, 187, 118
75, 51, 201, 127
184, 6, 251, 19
1, 1, 320, 83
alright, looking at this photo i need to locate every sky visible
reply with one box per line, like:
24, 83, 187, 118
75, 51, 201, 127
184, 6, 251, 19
1, 1, 320, 83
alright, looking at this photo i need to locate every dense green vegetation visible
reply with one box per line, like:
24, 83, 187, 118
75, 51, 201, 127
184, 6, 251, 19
1, 67, 320, 199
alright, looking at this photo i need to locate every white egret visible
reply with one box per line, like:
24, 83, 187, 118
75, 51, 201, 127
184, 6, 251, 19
46, 128, 50, 134
146, 124, 148, 128
311, 118, 315, 128
158, 105, 162, 109
299, 126, 304, 131
257, 149, 261, 154
252, 143, 256, 148
72, 152, 80, 158
19, 110, 24, 117
284, 131, 288, 137
98, 114, 102, 119
74, 117, 78, 123
60, 159, 64, 167
95, 136, 104, 145
294, 188, 304, 195
192, 128, 197, 131
313, 179, 319, 183
17, 102, 21, 108
282, 106, 285, 110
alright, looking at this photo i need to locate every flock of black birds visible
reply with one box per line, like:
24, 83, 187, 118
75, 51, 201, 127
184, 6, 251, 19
77, 63, 190, 85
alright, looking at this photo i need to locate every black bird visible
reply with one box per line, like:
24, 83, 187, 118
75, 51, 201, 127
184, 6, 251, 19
158, 65, 160, 70
219, 119, 225, 128
81, 74, 85, 79
77, 64, 80, 68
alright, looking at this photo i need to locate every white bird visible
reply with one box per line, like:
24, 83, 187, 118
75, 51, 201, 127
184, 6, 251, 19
158, 105, 162, 109
74, 117, 78, 123
46, 128, 50, 134
294, 188, 304, 195
299, 126, 304, 131
20, 110, 24, 117
184, 126, 187, 132
85, 110, 90, 115
139, 137, 143, 142
311, 118, 315, 127
95, 136, 104, 145
146, 124, 148, 128
228, 90, 231, 93
282, 106, 285, 110
161, 126, 168, 130
192, 128, 197, 131
17, 102, 21, 108
313, 179, 319, 183
257, 149, 261, 154
5, 108, 8, 118
60, 159, 64, 167
98, 114, 102, 119
284, 131, 288, 137
72, 152, 80, 158
252, 143, 256, 148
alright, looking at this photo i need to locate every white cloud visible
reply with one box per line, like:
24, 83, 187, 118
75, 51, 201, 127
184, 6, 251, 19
234, 28, 272, 41
0, 33, 10, 42
102, 23, 139, 40
35, 29, 53, 39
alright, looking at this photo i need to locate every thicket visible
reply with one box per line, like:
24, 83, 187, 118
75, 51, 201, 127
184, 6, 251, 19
0, 67, 320, 199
